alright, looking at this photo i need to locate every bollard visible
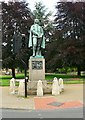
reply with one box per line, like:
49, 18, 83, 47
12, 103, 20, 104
25, 77, 28, 98
9, 78, 15, 94
37, 80, 43, 97
52, 77, 60, 95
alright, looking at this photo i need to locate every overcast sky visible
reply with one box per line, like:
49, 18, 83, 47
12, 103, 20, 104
27, 0, 58, 12
27, 0, 58, 19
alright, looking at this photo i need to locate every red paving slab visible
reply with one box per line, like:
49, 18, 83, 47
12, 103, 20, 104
59, 101, 83, 109
34, 97, 83, 110
34, 97, 57, 110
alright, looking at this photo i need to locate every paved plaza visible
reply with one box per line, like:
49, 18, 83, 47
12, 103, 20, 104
0, 84, 83, 110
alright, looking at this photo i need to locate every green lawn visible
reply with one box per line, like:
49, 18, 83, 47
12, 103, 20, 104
0, 73, 85, 86
0, 73, 25, 86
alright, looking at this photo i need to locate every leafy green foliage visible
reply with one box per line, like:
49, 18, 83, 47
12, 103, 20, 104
46, 2, 85, 75
2, 1, 33, 76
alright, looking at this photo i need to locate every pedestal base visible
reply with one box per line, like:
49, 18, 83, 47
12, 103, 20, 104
29, 57, 45, 81
28, 57, 52, 95
27, 81, 52, 95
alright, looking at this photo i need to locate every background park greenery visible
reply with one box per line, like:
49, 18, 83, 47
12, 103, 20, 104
1, 72, 84, 86
1, 1, 85, 83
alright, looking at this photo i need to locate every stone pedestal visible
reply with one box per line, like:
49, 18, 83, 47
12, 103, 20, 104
29, 57, 45, 81
28, 57, 52, 95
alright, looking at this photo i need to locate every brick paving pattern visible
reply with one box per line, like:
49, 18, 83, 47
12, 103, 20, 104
34, 97, 83, 110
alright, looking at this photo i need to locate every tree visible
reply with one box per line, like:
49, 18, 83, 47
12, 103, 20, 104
2, 1, 33, 77
33, 1, 54, 40
46, 2, 85, 75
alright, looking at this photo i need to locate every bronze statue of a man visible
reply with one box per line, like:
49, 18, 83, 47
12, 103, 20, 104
28, 19, 45, 58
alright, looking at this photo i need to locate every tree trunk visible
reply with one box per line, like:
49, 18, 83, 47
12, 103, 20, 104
12, 68, 15, 78
77, 67, 81, 76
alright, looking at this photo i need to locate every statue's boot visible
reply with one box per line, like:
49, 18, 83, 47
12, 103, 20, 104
38, 47, 41, 56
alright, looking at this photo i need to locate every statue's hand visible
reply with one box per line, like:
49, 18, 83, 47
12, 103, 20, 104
32, 31, 38, 36
39, 34, 43, 38
38, 35, 42, 38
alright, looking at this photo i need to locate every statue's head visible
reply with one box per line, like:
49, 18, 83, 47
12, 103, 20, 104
34, 19, 39, 24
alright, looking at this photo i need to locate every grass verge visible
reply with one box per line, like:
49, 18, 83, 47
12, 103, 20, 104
0, 73, 85, 86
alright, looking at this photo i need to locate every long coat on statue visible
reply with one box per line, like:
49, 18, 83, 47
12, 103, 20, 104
28, 23, 45, 49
